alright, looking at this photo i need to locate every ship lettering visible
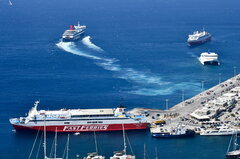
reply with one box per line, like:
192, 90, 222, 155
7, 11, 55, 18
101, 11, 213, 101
81, 125, 109, 130
63, 125, 109, 131
63, 126, 81, 131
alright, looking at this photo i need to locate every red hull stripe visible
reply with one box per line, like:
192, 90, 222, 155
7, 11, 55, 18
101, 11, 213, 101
12, 123, 149, 132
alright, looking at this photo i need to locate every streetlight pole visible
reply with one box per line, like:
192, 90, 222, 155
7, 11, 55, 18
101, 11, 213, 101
201, 81, 204, 92
182, 90, 185, 107
219, 73, 221, 84
165, 99, 169, 110
234, 66, 237, 76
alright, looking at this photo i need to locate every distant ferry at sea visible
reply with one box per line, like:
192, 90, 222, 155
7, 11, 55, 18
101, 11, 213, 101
187, 29, 212, 46
9, 101, 149, 132
62, 22, 86, 42
199, 51, 220, 65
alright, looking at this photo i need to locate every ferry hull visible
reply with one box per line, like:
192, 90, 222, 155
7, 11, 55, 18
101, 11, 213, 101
200, 132, 239, 136
152, 130, 195, 138
203, 61, 219, 65
62, 32, 85, 42
188, 36, 211, 46
226, 154, 240, 159
11, 123, 149, 132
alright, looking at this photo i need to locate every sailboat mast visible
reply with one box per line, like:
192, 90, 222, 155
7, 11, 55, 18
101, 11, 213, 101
54, 127, 58, 158
122, 124, 127, 155
155, 147, 158, 159
144, 144, 146, 159
66, 134, 70, 159
227, 133, 234, 153
44, 115, 47, 159
234, 132, 238, 151
94, 131, 98, 155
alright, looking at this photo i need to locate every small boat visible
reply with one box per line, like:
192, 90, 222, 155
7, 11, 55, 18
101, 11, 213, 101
226, 132, 240, 159
199, 51, 220, 65
84, 152, 105, 159
187, 29, 211, 46
110, 125, 135, 159
200, 125, 240, 136
74, 132, 80, 136
151, 124, 195, 138
83, 131, 105, 159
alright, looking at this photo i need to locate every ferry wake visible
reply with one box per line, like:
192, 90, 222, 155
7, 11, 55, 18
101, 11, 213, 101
9, 101, 149, 132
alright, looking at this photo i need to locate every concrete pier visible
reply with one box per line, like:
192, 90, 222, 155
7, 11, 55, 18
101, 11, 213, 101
170, 74, 240, 116
129, 74, 240, 131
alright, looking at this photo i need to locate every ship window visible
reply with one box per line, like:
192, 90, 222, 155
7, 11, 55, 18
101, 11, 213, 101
98, 121, 103, 123
87, 121, 91, 123
220, 131, 227, 133
71, 114, 114, 118
71, 115, 82, 118
64, 122, 70, 124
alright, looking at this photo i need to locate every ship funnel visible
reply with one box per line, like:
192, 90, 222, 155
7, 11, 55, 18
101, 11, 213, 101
70, 25, 74, 30
34, 100, 40, 108
115, 106, 126, 116
28, 100, 39, 117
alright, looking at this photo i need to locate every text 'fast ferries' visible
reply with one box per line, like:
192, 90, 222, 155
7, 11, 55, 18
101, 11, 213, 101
63, 125, 109, 131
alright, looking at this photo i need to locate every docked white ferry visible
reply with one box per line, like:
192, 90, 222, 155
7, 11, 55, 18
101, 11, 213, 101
62, 22, 86, 42
187, 29, 211, 45
200, 125, 240, 136
199, 52, 220, 65
9, 101, 149, 132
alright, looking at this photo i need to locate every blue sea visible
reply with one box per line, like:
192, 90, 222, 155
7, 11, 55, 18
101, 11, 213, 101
1, 0, 240, 158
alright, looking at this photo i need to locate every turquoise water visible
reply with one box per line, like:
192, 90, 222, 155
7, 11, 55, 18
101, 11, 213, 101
0, 0, 240, 158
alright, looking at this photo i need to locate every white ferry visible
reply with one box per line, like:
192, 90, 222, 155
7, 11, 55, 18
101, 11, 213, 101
9, 101, 149, 132
187, 29, 211, 46
150, 124, 195, 138
199, 52, 220, 65
62, 22, 86, 42
200, 125, 240, 136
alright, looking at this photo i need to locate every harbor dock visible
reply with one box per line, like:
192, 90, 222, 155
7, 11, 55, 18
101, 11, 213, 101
129, 74, 240, 134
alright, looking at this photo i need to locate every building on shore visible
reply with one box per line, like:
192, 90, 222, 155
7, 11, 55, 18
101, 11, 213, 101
190, 92, 237, 121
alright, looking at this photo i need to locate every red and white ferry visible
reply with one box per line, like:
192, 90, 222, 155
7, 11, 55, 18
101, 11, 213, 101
9, 101, 149, 132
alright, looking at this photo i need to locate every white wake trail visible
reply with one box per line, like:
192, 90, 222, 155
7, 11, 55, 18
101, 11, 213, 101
82, 36, 104, 52
56, 42, 103, 60
56, 41, 200, 96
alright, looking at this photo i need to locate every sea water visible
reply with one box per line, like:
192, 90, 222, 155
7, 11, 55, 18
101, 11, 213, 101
0, 0, 240, 158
